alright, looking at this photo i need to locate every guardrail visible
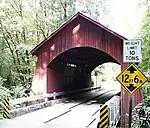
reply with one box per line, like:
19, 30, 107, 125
10, 86, 101, 109
108, 96, 120, 127
0, 86, 101, 119
100, 95, 120, 127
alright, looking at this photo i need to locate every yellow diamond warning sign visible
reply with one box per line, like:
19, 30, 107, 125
117, 64, 148, 95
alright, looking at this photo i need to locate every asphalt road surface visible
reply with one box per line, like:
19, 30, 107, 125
0, 89, 119, 128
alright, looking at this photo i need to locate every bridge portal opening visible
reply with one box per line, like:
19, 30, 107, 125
47, 47, 120, 93
91, 63, 121, 91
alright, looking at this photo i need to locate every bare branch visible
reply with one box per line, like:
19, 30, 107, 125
59, 0, 67, 19
0, 22, 17, 66
36, 23, 47, 38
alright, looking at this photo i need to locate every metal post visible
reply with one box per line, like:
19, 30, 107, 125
128, 95, 132, 128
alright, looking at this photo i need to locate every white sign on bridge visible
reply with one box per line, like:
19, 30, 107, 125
123, 39, 142, 63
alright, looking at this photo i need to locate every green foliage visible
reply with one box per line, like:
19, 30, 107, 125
142, 82, 150, 106
76, 0, 109, 21
0, 44, 35, 98
0, 76, 10, 98
138, 8, 150, 71
142, 82, 150, 96
144, 96, 150, 106
138, 7, 150, 106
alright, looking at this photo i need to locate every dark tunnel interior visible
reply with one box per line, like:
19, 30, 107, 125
47, 47, 120, 93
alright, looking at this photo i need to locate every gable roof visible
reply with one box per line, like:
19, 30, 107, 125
30, 12, 127, 55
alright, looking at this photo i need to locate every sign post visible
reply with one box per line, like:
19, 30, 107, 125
116, 64, 148, 127
128, 95, 132, 128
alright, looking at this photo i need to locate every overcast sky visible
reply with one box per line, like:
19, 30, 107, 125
103, 0, 147, 39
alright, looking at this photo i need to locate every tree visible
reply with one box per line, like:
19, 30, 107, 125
138, 7, 150, 71
138, 0, 150, 8
138, 6, 150, 106
76, 0, 109, 22
0, 0, 37, 98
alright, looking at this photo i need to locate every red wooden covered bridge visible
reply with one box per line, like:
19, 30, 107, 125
30, 12, 143, 127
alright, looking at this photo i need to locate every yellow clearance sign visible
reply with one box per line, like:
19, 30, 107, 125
117, 64, 148, 95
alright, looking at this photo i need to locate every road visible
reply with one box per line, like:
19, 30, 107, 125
0, 89, 119, 128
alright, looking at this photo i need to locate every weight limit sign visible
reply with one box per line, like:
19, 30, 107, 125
116, 64, 148, 95
123, 39, 142, 63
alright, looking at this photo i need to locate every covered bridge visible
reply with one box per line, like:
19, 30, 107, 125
30, 12, 143, 127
